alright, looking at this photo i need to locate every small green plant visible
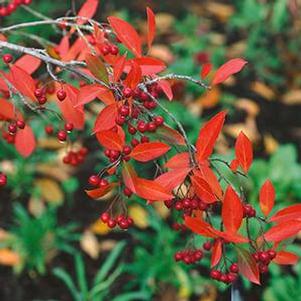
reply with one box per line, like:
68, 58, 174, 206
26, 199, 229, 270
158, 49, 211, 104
1, 203, 79, 274
53, 241, 130, 301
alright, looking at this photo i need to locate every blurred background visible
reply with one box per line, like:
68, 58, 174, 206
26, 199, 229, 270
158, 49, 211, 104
1, 0, 301, 300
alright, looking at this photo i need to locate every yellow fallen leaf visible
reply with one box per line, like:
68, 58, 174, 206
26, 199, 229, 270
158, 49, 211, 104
205, 3, 234, 22
0, 248, 21, 266
90, 219, 111, 235
235, 99, 260, 117
264, 134, 279, 154
153, 202, 170, 219
129, 205, 149, 229
28, 197, 46, 217
80, 230, 100, 259
251, 82, 275, 100
197, 87, 221, 109
282, 89, 301, 105
35, 178, 63, 204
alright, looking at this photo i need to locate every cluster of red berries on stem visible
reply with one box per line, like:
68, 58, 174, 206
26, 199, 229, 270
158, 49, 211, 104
88, 174, 109, 188
99, 43, 119, 56
0, 0, 32, 17
0, 173, 7, 188
2, 120, 26, 144
100, 212, 133, 230
63, 147, 88, 166
210, 267, 238, 284
252, 249, 276, 274
174, 248, 204, 265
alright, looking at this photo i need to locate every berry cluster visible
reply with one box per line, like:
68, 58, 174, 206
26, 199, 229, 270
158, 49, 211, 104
0, 173, 7, 188
100, 212, 133, 229
210, 269, 238, 284
99, 43, 119, 56
243, 204, 256, 218
88, 174, 109, 187
174, 248, 204, 264
252, 249, 276, 273
62, 147, 88, 166
2, 120, 26, 144
0, 0, 32, 17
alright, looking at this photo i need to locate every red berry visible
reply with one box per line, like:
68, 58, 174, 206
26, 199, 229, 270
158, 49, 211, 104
220, 274, 227, 283
16, 120, 25, 129
116, 115, 126, 125
100, 44, 110, 55
147, 121, 157, 132
88, 175, 100, 186
2, 54, 13, 64
64, 122, 74, 132
229, 263, 239, 273
174, 201, 183, 211
259, 251, 270, 264
174, 252, 183, 261
154, 116, 164, 126
128, 124, 137, 135
38, 96, 47, 105
79, 147, 88, 156
210, 270, 221, 280
119, 105, 130, 116
268, 250, 276, 259
109, 45, 119, 55
8, 123, 17, 134
0, 174, 7, 187
119, 219, 129, 229
100, 212, 110, 223
7, 3, 17, 13
140, 136, 149, 143
131, 138, 139, 147
107, 219, 117, 228
226, 273, 237, 283
137, 121, 147, 133
259, 263, 268, 274
57, 89, 67, 101
99, 178, 108, 187
139, 92, 149, 102
45, 125, 54, 135
123, 187, 132, 197
34, 88, 44, 98
123, 145, 132, 155
57, 130, 67, 142
123, 87, 133, 98
23, 0, 32, 4
198, 201, 208, 211
203, 241, 212, 251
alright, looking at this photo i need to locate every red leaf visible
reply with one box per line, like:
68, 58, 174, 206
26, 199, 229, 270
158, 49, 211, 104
236, 246, 260, 285
263, 220, 301, 242
14, 55, 41, 75
155, 125, 185, 145
134, 177, 173, 201
132, 57, 166, 75
230, 158, 239, 172
108, 16, 142, 57
190, 174, 216, 203
93, 103, 117, 133
155, 168, 191, 192
196, 111, 226, 163
96, 129, 124, 151
164, 152, 190, 169
270, 204, 301, 223
273, 250, 299, 265
212, 58, 248, 85
259, 179, 275, 217
158, 80, 173, 100
85, 54, 109, 84
146, 7, 156, 49
85, 183, 116, 199
218, 231, 249, 244
77, 0, 99, 25
10, 66, 36, 100
122, 162, 138, 194
184, 216, 218, 238
130, 142, 170, 162
211, 239, 223, 267
76, 84, 109, 107
0, 98, 15, 120
200, 63, 212, 79
113, 55, 126, 82
15, 125, 36, 157
235, 131, 253, 173
222, 186, 243, 233
124, 61, 142, 89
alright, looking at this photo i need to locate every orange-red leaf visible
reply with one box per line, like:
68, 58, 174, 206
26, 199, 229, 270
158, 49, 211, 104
76, 84, 108, 107
270, 204, 301, 223
93, 103, 117, 133
124, 60, 142, 89
190, 174, 216, 203
130, 142, 170, 162
211, 239, 223, 267
259, 179, 275, 217
113, 55, 126, 82
273, 250, 299, 265
122, 162, 138, 193
158, 80, 173, 100
134, 177, 173, 201
133, 57, 166, 75
222, 186, 243, 233
96, 129, 124, 151
164, 152, 190, 169
155, 125, 185, 145
77, 0, 99, 25
108, 16, 142, 57
146, 7, 156, 49
0, 98, 15, 120
200, 63, 212, 79
235, 131, 253, 173
236, 246, 260, 285
196, 111, 226, 163
212, 58, 248, 85
15, 125, 36, 157
263, 220, 301, 242
184, 216, 218, 238
85, 183, 116, 199
14, 55, 41, 75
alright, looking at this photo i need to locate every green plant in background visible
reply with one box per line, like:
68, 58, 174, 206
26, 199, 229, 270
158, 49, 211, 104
53, 241, 137, 301
0, 204, 79, 274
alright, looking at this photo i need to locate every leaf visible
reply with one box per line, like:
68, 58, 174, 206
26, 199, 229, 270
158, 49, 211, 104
35, 178, 63, 204
80, 230, 99, 259
155, 125, 185, 145
158, 80, 173, 100
130, 142, 170, 162
164, 152, 190, 169
184, 216, 218, 238
14, 54, 41, 75
77, 0, 99, 25
129, 205, 149, 229
0, 249, 21, 266
212, 58, 248, 85
85, 54, 109, 84
218, 231, 248, 244
10, 65, 36, 100
15, 125, 36, 157
259, 179, 275, 217
134, 177, 173, 201
133, 57, 166, 75
211, 239, 223, 267
263, 220, 301, 242
122, 162, 138, 193
155, 168, 191, 192
222, 186, 243, 233
196, 111, 226, 163
85, 184, 115, 199
0, 98, 16, 120
270, 204, 301, 223
108, 16, 142, 57
76, 84, 109, 107
124, 60, 142, 89
93, 104, 117, 133
190, 174, 216, 203
113, 55, 126, 82
235, 131, 253, 173
273, 250, 298, 265
200, 63, 212, 79
146, 7, 156, 49
236, 246, 260, 285
96, 129, 124, 151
